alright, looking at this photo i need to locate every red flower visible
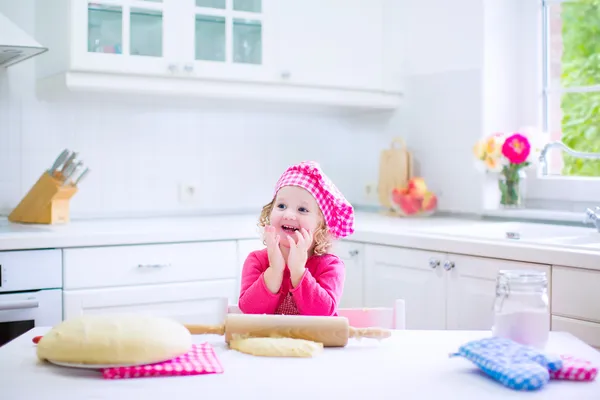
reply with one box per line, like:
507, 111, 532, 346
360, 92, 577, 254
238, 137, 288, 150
502, 133, 531, 164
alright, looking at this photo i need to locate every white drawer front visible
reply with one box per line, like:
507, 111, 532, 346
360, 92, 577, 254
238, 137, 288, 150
0, 249, 62, 292
63, 241, 237, 289
552, 266, 600, 323
63, 279, 236, 325
552, 315, 600, 349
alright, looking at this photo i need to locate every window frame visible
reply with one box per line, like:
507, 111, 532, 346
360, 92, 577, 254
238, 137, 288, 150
525, 0, 600, 205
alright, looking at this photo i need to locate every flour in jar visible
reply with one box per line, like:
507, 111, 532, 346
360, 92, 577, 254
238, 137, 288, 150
492, 309, 550, 349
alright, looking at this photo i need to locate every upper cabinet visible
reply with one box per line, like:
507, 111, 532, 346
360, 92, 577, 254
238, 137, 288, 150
272, 0, 384, 92
34, 0, 402, 111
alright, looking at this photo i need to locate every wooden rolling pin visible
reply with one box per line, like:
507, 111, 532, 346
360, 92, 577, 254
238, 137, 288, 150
184, 313, 392, 347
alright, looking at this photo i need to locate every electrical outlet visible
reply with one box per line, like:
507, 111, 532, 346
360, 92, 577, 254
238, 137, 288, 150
178, 182, 202, 205
363, 182, 380, 206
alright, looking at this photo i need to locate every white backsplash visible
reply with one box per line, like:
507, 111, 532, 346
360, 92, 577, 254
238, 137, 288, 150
1, 63, 402, 217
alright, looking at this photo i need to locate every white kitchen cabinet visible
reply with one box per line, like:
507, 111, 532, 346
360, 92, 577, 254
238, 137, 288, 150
551, 266, 600, 349
551, 316, 600, 350
62, 241, 238, 289
34, 0, 401, 110
235, 238, 265, 302
36, 0, 271, 80
364, 245, 446, 329
445, 254, 551, 331
273, 0, 384, 92
333, 241, 365, 308
364, 244, 551, 331
61, 239, 241, 325
63, 279, 236, 325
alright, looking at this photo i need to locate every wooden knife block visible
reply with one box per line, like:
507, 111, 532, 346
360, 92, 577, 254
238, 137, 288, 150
8, 172, 78, 224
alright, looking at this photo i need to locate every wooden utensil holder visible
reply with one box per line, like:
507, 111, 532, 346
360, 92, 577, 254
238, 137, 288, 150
8, 172, 78, 224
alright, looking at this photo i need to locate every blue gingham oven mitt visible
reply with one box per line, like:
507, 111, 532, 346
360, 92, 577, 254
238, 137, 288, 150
449, 337, 563, 391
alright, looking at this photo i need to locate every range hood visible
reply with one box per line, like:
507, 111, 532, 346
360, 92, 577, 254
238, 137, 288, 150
0, 12, 47, 67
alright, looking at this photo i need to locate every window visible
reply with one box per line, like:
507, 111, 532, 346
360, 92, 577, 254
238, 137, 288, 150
527, 0, 600, 206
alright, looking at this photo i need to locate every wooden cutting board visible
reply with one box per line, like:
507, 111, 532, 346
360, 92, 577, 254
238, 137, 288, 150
378, 137, 413, 208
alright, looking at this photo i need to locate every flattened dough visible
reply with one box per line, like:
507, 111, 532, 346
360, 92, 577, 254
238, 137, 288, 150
37, 314, 192, 365
229, 336, 323, 358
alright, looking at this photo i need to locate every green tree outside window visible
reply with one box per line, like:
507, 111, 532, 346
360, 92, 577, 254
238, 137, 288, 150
560, 0, 600, 176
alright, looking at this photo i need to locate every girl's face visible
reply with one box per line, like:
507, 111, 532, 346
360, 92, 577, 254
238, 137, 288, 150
269, 185, 322, 248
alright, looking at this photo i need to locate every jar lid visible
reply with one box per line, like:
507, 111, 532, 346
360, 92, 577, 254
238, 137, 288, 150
496, 269, 548, 293
497, 269, 547, 283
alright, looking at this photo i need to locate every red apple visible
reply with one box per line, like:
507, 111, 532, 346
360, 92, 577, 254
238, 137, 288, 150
399, 193, 422, 215
408, 177, 428, 198
391, 187, 409, 205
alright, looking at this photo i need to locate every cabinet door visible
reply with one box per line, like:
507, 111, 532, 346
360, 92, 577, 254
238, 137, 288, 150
273, 0, 384, 92
235, 238, 266, 302
364, 244, 446, 330
446, 254, 551, 330
552, 315, 600, 350
332, 241, 365, 308
70, 0, 181, 75
177, 0, 275, 82
63, 279, 237, 325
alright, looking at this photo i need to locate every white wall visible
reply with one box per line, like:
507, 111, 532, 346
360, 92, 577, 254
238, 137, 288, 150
397, 0, 536, 213
397, 0, 486, 213
0, 0, 402, 219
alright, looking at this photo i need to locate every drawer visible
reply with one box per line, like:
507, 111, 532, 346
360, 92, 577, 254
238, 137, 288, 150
552, 266, 600, 323
63, 241, 237, 289
0, 249, 62, 292
63, 279, 237, 324
552, 315, 600, 349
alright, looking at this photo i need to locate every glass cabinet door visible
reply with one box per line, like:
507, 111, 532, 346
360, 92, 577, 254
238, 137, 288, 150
191, 0, 268, 80
73, 0, 171, 75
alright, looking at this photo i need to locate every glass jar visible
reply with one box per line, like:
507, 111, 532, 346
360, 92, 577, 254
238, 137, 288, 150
492, 269, 550, 349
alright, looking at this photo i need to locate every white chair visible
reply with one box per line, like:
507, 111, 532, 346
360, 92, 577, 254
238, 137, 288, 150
227, 299, 406, 330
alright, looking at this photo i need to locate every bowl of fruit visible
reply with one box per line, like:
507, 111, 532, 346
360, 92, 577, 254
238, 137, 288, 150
390, 177, 438, 217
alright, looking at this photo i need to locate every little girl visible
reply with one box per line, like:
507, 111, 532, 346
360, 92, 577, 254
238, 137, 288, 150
238, 161, 355, 316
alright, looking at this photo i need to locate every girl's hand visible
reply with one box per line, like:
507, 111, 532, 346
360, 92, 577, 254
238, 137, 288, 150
287, 228, 313, 281
265, 225, 285, 272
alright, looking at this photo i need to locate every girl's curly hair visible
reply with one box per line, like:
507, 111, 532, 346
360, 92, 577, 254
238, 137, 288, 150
258, 198, 333, 256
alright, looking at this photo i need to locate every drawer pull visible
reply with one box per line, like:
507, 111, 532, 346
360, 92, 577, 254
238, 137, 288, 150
137, 264, 171, 269
0, 299, 39, 311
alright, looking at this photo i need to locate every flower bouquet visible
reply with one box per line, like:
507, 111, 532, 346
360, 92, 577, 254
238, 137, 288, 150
473, 132, 533, 208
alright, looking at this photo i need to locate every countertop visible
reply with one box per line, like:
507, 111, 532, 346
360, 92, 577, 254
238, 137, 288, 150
1, 327, 599, 399
1, 211, 599, 270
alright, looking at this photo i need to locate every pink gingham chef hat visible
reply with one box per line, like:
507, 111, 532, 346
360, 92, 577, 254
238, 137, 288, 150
274, 161, 355, 239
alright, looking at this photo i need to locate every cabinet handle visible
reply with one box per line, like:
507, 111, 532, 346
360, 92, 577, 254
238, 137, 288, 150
349, 249, 359, 257
138, 264, 171, 269
281, 70, 291, 79
428, 258, 440, 269
443, 260, 455, 271
168, 64, 178, 73
184, 64, 194, 73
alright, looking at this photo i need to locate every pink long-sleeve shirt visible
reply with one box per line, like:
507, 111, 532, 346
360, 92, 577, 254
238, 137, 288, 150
238, 248, 345, 316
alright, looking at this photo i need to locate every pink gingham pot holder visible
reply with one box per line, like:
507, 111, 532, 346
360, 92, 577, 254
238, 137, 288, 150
550, 355, 598, 382
102, 343, 223, 379
274, 161, 354, 239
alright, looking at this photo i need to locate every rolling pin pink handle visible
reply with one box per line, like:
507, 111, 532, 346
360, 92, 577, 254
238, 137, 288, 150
348, 327, 392, 340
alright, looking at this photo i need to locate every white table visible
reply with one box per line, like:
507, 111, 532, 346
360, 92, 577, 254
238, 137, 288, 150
1, 328, 599, 399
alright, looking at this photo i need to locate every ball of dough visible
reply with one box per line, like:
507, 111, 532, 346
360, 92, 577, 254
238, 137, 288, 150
229, 335, 323, 358
37, 314, 192, 366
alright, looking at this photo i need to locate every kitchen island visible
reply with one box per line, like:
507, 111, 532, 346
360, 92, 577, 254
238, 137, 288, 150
1, 327, 598, 399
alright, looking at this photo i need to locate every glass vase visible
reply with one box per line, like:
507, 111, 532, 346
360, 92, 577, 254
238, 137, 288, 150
498, 168, 526, 208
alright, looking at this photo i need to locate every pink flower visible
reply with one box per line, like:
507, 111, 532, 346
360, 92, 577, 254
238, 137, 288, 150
502, 133, 531, 164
